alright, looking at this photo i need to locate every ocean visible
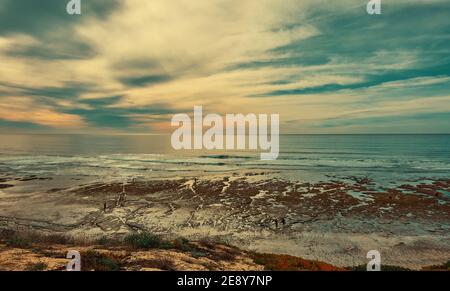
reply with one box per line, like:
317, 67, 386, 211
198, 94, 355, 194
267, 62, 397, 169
0, 134, 449, 185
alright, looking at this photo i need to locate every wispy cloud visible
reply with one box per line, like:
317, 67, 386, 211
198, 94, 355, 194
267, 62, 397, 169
0, 96, 85, 128
0, 0, 449, 133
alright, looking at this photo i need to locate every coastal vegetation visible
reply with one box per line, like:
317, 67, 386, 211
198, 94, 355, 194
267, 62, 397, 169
0, 229, 448, 271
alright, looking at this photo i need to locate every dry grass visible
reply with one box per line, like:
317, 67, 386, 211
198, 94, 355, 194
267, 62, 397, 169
422, 261, 450, 271
0, 229, 83, 247
3, 228, 445, 271
130, 258, 175, 271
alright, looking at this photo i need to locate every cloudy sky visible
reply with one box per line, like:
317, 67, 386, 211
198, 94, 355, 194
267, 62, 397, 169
0, 0, 449, 134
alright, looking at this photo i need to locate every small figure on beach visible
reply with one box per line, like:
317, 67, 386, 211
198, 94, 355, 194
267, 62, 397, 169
117, 193, 126, 207
103, 202, 107, 212
272, 217, 286, 230
116, 184, 127, 207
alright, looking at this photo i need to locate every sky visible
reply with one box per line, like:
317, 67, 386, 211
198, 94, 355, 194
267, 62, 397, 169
0, 0, 449, 134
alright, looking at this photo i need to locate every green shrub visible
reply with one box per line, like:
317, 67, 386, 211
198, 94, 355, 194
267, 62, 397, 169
26, 262, 47, 271
124, 232, 165, 249
82, 250, 120, 271
95, 236, 111, 246
190, 251, 207, 259
6, 235, 32, 248
172, 237, 191, 251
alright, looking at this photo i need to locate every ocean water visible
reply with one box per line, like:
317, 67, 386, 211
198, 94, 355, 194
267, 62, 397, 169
0, 134, 449, 184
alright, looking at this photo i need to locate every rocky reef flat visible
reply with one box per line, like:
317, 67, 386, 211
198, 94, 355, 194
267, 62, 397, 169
0, 170, 449, 269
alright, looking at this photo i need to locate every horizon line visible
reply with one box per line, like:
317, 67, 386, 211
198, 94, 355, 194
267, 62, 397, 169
1, 132, 449, 136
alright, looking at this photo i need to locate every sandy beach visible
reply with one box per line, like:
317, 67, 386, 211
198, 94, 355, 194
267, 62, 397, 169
1, 169, 449, 270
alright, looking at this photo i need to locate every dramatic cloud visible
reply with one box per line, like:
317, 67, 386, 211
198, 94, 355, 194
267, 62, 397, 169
0, 0, 449, 133
0, 96, 85, 128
